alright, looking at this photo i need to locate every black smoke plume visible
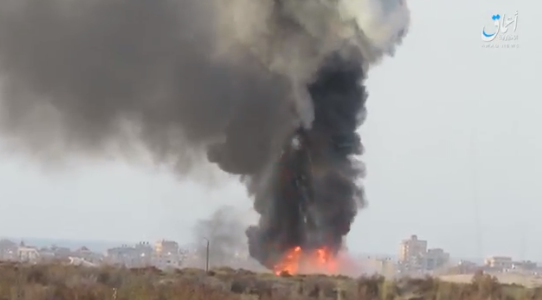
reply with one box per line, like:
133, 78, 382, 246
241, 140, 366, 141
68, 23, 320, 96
0, 0, 409, 270
246, 51, 368, 268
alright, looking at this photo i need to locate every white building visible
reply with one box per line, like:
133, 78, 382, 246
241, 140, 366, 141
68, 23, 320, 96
153, 240, 182, 269
17, 246, 40, 263
484, 256, 513, 270
364, 257, 397, 277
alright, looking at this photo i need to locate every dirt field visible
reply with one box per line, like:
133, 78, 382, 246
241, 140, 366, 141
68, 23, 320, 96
440, 273, 542, 288
0, 262, 541, 299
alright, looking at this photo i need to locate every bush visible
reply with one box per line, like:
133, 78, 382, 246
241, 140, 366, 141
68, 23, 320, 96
0, 262, 539, 300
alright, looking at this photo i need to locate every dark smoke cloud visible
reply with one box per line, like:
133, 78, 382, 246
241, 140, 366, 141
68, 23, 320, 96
245, 52, 368, 268
0, 0, 409, 270
0, 0, 294, 173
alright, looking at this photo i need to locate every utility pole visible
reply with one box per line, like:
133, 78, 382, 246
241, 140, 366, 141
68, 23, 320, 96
520, 234, 526, 262
202, 238, 210, 272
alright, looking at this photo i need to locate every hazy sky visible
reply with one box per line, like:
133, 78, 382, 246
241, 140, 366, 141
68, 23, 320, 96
0, 0, 539, 260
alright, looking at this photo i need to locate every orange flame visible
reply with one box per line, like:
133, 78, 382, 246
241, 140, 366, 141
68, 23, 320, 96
273, 246, 337, 275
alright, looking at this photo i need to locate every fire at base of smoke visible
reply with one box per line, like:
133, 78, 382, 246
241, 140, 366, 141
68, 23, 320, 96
244, 50, 367, 273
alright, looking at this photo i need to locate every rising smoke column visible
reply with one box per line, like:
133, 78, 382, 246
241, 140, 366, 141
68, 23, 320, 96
193, 206, 247, 266
226, 0, 410, 269
245, 51, 369, 268
0, 0, 409, 270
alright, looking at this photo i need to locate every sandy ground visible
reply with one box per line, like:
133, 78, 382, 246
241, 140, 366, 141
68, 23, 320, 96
439, 273, 542, 288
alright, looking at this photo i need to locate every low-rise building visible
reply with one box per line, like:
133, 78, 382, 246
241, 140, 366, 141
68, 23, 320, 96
484, 256, 513, 270
73, 246, 103, 264
68, 256, 98, 267
17, 246, 40, 263
453, 260, 480, 274
38, 245, 73, 262
365, 257, 396, 277
50, 245, 72, 258
424, 248, 450, 271
105, 242, 154, 268
105, 244, 137, 267
484, 256, 514, 270
511, 260, 537, 272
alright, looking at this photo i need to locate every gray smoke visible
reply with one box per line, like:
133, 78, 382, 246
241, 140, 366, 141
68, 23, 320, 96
0, 0, 294, 173
193, 206, 247, 266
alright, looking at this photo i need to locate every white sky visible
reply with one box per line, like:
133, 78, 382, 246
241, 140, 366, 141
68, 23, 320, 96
0, 0, 540, 260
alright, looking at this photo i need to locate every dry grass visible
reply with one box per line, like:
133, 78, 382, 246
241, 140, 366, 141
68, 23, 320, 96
0, 262, 541, 300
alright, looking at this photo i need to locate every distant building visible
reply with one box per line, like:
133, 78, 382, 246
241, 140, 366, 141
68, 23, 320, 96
73, 246, 102, 264
75, 246, 92, 258
454, 260, 479, 274
365, 257, 396, 277
424, 248, 450, 271
512, 260, 537, 272
50, 245, 72, 259
68, 256, 98, 267
154, 240, 179, 254
34, 244, 72, 262
399, 235, 427, 262
484, 256, 513, 270
153, 240, 182, 269
0, 239, 17, 249
445, 260, 483, 275
105, 244, 139, 267
0, 239, 18, 261
37, 247, 56, 262
134, 242, 153, 267
104, 240, 182, 269
399, 235, 427, 270
17, 242, 40, 263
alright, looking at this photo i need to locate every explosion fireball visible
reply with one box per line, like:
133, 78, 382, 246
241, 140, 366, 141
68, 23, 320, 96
273, 246, 337, 275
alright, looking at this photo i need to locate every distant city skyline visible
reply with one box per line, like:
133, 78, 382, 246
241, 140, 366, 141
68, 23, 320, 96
2, 235, 540, 285
0, 235, 531, 265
